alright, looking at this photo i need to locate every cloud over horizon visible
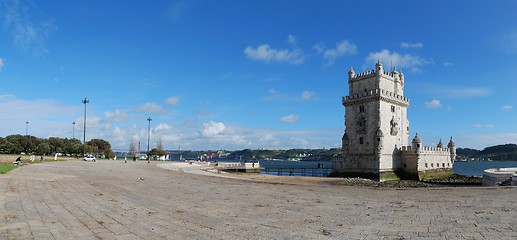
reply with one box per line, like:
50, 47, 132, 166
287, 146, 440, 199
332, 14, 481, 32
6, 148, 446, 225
1, 0, 56, 56
244, 35, 305, 65
400, 42, 423, 49
425, 99, 442, 109
314, 40, 357, 66
366, 49, 433, 72
280, 114, 298, 123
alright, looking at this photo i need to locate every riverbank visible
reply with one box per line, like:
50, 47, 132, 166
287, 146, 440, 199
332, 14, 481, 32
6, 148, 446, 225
158, 161, 483, 188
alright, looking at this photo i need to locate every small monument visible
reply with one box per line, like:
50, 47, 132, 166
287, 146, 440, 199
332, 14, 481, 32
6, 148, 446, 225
332, 61, 456, 181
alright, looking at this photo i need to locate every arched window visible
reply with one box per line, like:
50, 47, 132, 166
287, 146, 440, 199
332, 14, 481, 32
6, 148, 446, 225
359, 137, 364, 144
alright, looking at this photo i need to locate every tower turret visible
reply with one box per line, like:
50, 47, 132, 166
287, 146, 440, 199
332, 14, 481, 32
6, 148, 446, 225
392, 66, 399, 76
392, 66, 400, 94
412, 133, 422, 152
437, 138, 444, 148
375, 59, 383, 75
448, 136, 456, 161
399, 68, 404, 85
348, 66, 355, 80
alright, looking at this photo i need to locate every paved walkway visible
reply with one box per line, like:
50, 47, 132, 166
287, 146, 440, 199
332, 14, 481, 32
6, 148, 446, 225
1, 160, 516, 239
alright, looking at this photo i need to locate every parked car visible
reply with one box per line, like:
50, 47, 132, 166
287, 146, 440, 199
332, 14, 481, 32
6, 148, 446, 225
83, 155, 96, 162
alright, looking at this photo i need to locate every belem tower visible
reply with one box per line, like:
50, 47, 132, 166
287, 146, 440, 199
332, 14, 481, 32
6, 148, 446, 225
331, 60, 457, 181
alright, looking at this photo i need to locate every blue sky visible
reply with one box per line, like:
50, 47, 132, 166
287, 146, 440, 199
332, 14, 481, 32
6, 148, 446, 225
0, 0, 516, 151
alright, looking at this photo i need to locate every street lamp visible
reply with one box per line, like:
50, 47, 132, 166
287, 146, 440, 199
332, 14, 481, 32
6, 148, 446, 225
25, 121, 29, 136
82, 98, 89, 156
72, 121, 76, 139
147, 117, 152, 163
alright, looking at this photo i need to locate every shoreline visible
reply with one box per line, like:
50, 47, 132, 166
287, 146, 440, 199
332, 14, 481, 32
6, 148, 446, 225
157, 161, 484, 188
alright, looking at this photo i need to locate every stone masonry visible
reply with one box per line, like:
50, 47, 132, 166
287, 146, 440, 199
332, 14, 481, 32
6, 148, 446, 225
332, 60, 456, 181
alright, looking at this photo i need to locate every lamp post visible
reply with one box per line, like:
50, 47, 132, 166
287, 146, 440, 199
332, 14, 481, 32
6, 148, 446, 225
72, 121, 76, 139
82, 98, 89, 156
147, 117, 152, 163
25, 121, 29, 136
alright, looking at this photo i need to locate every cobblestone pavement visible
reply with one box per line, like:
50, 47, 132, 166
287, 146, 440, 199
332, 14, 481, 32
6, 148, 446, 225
0, 160, 516, 240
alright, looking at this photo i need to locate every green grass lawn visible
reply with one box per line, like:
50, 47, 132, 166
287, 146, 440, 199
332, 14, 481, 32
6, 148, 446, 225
0, 163, 18, 174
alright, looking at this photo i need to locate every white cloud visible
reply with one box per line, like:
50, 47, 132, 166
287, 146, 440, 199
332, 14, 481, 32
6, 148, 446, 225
314, 40, 357, 65
443, 62, 454, 67
0, 93, 342, 150
424, 99, 441, 109
244, 36, 305, 65
501, 105, 513, 111
280, 114, 298, 123
166, 96, 180, 106
366, 49, 433, 72
421, 86, 493, 99
287, 34, 297, 45
301, 91, 316, 101
154, 123, 172, 133
139, 102, 167, 114
0, 58, 4, 71
104, 109, 128, 122
1, 1, 56, 56
496, 30, 517, 54
269, 88, 279, 95
400, 42, 423, 49
202, 121, 226, 137
472, 124, 494, 129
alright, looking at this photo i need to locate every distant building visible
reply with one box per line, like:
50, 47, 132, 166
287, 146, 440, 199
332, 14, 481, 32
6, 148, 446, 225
332, 60, 456, 181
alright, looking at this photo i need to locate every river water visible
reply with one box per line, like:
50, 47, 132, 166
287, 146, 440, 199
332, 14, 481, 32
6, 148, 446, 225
452, 161, 517, 177
259, 160, 517, 177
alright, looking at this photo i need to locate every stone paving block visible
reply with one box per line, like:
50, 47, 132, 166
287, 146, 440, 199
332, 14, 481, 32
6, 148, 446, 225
1, 161, 517, 240
115, 233, 143, 240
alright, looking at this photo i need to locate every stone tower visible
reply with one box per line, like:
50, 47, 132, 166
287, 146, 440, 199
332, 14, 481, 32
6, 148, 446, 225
335, 60, 410, 180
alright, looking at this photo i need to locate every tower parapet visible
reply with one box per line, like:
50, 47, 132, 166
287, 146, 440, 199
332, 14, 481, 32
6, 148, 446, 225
342, 88, 409, 106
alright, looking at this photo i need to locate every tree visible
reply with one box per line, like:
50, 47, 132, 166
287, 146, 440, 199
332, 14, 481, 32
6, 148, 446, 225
5, 135, 39, 154
63, 138, 82, 156
84, 144, 97, 154
48, 137, 65, 153
149, 139, 167, 159
149, 148, 167, 159
129, 142, 137, 158
104, 148, 115, 159
87, 139, 111, 154
36, 142, 51, 155
0, 138, 17, 154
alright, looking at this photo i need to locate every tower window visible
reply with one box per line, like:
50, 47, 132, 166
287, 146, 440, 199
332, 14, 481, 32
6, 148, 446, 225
391, 105, 395, 112
359, 137, 364, 144
359, 105, 365, 113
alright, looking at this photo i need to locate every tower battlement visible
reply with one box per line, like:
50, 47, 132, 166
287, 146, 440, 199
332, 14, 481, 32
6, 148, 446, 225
401, 145, 451, 154
342, 88, 410, 106
349, 69, 402, 81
